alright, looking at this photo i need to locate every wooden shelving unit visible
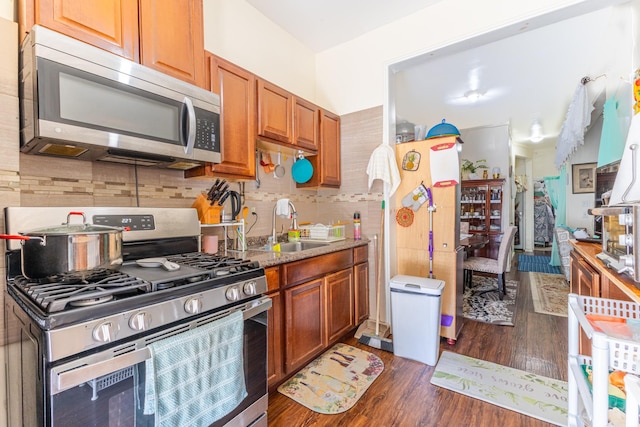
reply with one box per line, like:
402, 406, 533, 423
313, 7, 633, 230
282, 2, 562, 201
461, 179, 504, 259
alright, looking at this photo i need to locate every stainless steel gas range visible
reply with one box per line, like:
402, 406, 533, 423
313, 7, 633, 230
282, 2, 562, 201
4, 207, 270, 427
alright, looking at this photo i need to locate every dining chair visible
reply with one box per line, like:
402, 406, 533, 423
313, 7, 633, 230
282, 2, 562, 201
460, 221, 469, 235
463, 225, 517, 300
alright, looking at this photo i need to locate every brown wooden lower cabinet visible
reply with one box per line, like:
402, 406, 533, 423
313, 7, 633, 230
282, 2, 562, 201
284, 277, 326, 373
267, 245, 368, 389
354, 261, 369, 324
325, 269, 354, 343
570, 250, 600, 356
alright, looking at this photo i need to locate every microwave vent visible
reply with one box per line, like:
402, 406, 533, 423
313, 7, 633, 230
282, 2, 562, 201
38, 143, 88, 158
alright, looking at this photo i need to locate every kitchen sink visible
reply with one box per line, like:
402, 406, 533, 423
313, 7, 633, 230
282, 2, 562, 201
277, 241, 329, 252
249, 241, 330, 253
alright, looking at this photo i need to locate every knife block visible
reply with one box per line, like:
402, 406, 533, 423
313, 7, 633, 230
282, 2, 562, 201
191, 193, 222, 224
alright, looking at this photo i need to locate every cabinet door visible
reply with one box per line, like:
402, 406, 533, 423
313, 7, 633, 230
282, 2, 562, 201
354, 261, 369, 324
267, 291, 283, 388
138, 0, 205, 87
297, 109, 341, 188
293, 97, 318, 151
193, 53, 256, 178
325, 269, 354, 343
257, 79, 292, 144
33, 0, 139, 60
284, 278, 325, 373
570, 250, 600, 356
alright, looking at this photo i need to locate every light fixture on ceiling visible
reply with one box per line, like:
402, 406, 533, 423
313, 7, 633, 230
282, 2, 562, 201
530, 120, 544, 143
463, 89, 486, 102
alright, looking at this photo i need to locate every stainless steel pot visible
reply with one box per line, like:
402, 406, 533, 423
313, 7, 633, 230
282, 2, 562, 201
0, 212, 123, 279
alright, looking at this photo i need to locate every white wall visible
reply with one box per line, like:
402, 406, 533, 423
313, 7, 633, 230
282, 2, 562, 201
203, 0, 317, 103
315, 0, 621, 115
0, 0, 13, 22
565, 116, 602, 233
201, 0, 620, 115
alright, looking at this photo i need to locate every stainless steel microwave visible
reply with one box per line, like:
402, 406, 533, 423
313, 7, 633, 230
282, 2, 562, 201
20, 25, 221, 170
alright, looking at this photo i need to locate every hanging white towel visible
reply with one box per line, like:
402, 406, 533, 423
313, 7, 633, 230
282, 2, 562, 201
275, 198, 290, 218
554, 82, 595, 169
366, 144, 401, 197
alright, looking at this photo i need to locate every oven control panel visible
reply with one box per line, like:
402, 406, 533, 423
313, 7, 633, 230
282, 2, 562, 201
93, 214, 155, 230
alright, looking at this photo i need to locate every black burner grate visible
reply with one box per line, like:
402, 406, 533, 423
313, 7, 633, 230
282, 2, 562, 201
166, 252, 260, 276
13, 272, 151, 313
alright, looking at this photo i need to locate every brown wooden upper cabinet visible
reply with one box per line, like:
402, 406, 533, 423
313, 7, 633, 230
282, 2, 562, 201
257, 79, 295, 146
293, 96, 319, 152
186, 53, 256, 180
19, 0, 205, 88
297, 109, 341, 188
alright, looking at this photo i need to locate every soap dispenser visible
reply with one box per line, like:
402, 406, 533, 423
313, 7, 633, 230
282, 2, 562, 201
288, 212, 300, 242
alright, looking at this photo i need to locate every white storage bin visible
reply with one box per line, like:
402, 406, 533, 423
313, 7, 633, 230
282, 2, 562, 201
568, 293, 640, 427
390, 275, 444, 366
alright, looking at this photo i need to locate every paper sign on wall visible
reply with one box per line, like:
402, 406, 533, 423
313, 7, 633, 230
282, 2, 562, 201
429, 142, 459, 187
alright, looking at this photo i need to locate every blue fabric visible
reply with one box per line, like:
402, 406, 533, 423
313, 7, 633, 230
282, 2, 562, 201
144, 310, 246, 427
597, 96, 626, 167
517, 254, 562, 274
544, 168, 567, 267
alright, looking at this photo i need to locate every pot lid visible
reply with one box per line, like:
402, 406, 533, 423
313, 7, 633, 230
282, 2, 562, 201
292, 158, 313, 183
22, 212, 121, 235
426, 119, 460, 139
24, 223, 121, 235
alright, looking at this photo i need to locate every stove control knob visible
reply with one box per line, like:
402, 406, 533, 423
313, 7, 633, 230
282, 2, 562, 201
184, 297, 202, 314
93, 322, 117, 343
129, 312, 151, 331
243, 281, 257, 296
225, 286, 240, 301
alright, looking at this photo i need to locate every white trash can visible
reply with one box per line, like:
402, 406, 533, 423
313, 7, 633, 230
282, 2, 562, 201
390, 274, 444, 366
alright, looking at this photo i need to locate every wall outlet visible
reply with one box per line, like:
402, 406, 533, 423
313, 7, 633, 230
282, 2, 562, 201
250, 207, 256, 214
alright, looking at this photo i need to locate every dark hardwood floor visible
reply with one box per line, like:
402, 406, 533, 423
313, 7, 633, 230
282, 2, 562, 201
267, 250, 568, 426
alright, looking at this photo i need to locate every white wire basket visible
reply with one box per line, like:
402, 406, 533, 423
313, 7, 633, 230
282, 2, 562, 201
299, 224, 346, 242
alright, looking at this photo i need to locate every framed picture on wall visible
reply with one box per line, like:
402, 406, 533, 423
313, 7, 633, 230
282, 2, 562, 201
572, 162, 596, 194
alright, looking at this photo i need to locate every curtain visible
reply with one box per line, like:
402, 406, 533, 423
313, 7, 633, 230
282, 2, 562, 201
543, 167, 567, 266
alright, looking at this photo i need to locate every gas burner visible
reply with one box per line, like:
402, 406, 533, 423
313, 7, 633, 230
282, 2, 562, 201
11, 272, 152, 313
21, 269, 117, 285
69, 295, 114, 307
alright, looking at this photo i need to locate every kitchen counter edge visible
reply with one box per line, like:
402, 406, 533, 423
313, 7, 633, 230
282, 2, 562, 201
570, 239, 640, 304
230, 238, 370, 268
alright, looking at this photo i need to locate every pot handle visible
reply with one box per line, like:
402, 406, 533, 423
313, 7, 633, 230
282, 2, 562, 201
67, 211, 87, 224
0, 234, 45, 244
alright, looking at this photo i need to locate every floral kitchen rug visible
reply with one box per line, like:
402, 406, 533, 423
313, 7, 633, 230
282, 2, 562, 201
431, 351, 568, 426
277, 343, 384, 414
529, 272, 569, 317
463, 275, 518, 326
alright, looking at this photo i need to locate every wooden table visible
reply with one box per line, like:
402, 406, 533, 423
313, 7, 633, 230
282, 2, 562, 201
461, 233, 490, 251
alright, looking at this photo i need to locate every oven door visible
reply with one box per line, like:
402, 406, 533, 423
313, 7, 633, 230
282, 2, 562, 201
47, 297, 270, 427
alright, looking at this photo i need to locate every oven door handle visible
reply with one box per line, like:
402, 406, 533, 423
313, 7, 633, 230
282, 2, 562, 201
51, 296, 272, 395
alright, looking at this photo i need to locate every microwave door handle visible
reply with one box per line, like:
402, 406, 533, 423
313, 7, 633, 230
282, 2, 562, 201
181, 97, 197, 155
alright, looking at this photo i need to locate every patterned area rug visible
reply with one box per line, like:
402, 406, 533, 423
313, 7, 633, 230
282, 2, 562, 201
463, 275, 517, 326
431, 351, 568, 426
529, 272, 569, 317
518, 254, 562, 274
277, 343, 384, 414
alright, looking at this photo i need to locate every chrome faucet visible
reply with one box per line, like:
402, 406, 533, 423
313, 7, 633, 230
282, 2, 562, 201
272, 201, 297, 244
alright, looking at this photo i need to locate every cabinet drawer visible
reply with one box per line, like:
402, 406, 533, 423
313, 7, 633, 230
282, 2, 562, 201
283, 249, 353, 287
353, 244, 368, 264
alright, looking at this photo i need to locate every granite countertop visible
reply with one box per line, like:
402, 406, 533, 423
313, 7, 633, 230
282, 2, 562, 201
227, 238, 370, 268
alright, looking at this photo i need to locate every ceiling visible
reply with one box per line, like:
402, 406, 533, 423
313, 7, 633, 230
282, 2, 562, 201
247, 1, 631, 148
246, 0, 444, 53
